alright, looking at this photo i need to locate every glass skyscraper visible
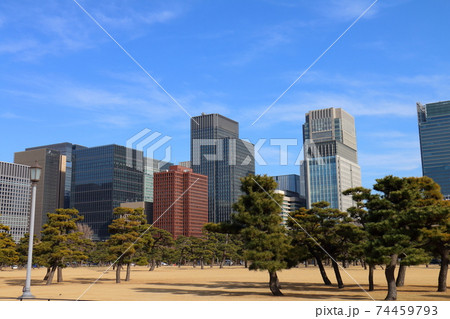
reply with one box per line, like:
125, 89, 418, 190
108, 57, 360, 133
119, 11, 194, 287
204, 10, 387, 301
417, 100, 450, 198
302, 107, 361, 211
0, 161, 31, 243
72, 145, 144, 240
272, 174, 301, 194
191, 113, 255, 223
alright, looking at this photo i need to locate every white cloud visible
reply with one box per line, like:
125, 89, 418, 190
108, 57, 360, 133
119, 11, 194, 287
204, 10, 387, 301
0, 112, 20, 119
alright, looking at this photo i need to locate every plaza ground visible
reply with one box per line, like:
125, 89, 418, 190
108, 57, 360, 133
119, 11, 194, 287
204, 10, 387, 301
0, 265, 448, 301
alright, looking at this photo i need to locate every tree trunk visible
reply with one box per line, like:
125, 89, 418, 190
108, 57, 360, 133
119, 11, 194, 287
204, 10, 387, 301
57, 266, 63, 283
332, 260, 344, 288
438, 248, 448, 292
396, 264, 407, 287
368, 264, 375, 291
46, 265, 57, 285
200, 259, 204, 270
385, 254, 398, 301
43, 267, 51, 281
269, 271, 283, 296
244, 260, 248, 268
125, 263, 131, 281
116, 264, 121, 283
149, 259, 156, 271
210, 258, 214, 268
315, 256, 332, 286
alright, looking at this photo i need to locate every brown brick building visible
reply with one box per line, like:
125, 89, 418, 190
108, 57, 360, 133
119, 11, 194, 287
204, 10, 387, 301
153, 165, 208, 238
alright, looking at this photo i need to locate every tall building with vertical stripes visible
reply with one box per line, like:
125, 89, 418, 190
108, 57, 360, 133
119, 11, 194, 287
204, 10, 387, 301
153, 165, 208, 238
190, 113, 255, 223
302, 107, 361, 211
0, 161, 31, 242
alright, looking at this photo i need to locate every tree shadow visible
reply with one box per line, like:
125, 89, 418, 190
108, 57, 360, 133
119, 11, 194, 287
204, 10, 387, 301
132, 281, 371, 300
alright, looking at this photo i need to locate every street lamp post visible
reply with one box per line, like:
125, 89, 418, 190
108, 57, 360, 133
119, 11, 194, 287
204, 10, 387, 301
19, 161, 42, 300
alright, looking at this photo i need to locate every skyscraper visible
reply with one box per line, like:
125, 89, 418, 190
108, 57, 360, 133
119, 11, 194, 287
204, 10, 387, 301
71, 145, 144, 240
26, 143, 87, 208
0, 161, 31, 242
417, 100, 450, 198
191, 113, 255, 222
143, 157, 172, 203
153, 165, 208, 238
14, 148, 66, 237
302, 107, 361, 211
272, 174, 301, 194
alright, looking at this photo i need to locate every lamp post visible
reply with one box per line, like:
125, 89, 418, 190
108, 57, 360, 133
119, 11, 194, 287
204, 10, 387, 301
19, 161, 42, 300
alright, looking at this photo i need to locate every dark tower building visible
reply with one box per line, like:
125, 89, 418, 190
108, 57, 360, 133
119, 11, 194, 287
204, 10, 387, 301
417, 100, 450, 198
190, 113, 255, 223
71, 145, 144, 240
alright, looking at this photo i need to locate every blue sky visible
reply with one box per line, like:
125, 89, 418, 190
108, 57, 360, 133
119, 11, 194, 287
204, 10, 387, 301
1, 0, 449, 188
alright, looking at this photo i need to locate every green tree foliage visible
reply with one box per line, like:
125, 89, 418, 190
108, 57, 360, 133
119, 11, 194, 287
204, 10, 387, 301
231, 174, 292, 296
190, 234, 215, 269
403, 177, 450, 292
289, 202, 364, 289
174, 236, 192, 267
344, 176, 435, 300
34, 209, 91, 284
15, 233, 39, 268
89, 241, 114, 266
141, 227, 174, 271
107, 207, 148, 283
0, 223, 18, 269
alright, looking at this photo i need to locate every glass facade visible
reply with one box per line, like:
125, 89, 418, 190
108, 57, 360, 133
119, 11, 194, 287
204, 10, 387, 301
191, 113, 255, 222
302, 108, 361, 211
417, 101, 450, 197
272, 174, 301, 194
72, 145, 144, 240
0, 161, 31, 243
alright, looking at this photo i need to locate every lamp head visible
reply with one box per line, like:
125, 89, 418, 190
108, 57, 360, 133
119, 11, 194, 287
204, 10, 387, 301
30, 161, 42, 183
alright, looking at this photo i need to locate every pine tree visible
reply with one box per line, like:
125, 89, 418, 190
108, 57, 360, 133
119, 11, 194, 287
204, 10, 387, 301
141, 227, 174, 271
0, 223, 18, 270
289, 202, 364, 289
34, 209, 90, 284
174, 236, 192, 267
231, 174, 292, 296
107, 207, 148, 283
345, 176, 434, 300
15, 233, 39, 268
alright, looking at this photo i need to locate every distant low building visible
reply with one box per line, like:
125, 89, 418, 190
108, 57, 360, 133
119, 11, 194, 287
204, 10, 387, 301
120, 201, 154, 225
0, 161, 31, 243
154, 165, 208, 238
178, 161, 191, 169
274, 189, 306, 226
